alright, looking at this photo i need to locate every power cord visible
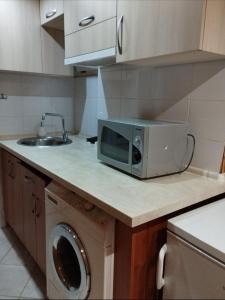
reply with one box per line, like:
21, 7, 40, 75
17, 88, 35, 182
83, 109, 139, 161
179, 133, 196, 173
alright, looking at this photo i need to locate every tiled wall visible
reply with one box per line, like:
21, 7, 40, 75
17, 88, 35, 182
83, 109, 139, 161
0, 72, 76, 137
75, 60, 225, 173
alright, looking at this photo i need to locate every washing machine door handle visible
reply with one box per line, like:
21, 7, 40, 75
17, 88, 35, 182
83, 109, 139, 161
49, 223, 91, 299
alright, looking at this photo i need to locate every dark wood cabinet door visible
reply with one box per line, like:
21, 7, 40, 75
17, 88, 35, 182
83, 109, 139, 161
35, 176, 46, 274
22, 166, 36, 260
2, 150, 14, 228
2, 150, 23, 239
12, 159, 24, 242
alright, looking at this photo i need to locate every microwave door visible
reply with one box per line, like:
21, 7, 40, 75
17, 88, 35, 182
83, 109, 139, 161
98, 122, 133, 173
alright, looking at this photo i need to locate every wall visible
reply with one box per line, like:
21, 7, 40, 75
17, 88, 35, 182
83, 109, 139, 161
0, 72, 76, 137
75, 60, 225, 174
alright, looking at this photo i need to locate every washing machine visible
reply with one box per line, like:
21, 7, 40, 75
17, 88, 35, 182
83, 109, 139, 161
45, 182, 115, 299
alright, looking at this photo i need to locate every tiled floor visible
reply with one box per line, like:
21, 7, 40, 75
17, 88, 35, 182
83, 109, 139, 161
0, 227, 46, 299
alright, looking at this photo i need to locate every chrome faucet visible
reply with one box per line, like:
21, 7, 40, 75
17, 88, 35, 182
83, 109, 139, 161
42, 113, 68, 142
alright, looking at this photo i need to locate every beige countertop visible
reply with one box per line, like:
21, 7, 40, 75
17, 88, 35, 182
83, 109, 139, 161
1, 135, 225, 227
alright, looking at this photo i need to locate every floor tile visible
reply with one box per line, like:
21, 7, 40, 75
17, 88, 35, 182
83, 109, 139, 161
21, 267, 46, 299
0, 264, 31, 297
0, 237, 12, 262
1, 244, 35, 271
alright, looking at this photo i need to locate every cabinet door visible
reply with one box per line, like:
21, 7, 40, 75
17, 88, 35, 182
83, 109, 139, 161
2, 151, 14, 228
64, 0, 116, 35
41, 27, 73, 76
35, 176, 46, 274
2, 151, 23, 241
22, 167, 36, 260
116, 0, 205, 63
11, 158, 23, 242
0, 0, 42, 73
65, 17, 116, 59
40, 0, 63, 25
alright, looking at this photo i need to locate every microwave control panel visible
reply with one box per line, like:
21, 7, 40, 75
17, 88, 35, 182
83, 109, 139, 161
132, 127, 145, 177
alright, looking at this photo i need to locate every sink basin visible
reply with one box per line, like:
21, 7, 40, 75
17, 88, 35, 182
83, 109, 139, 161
17, 136, 72, 146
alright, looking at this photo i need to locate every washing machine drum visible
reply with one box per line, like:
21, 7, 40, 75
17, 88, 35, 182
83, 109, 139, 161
49, 223, 91, 299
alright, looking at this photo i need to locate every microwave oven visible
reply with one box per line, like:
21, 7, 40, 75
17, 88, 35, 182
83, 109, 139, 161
97, 119, 190, 179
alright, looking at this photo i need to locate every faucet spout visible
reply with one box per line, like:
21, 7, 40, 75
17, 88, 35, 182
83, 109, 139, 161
41, 113, 68, 142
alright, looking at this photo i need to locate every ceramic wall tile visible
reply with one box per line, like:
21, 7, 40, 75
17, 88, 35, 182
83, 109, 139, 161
98, 68, 122, 99
191, 61, 225, 101
0, 117, 23, 135
0, 96, 23, 117
191, 138, 224, 173
152, 64, 193, 100
97, 98, 121, 119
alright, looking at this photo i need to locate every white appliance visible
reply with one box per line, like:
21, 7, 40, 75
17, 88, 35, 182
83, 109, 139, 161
98, 118, 192, 179
45, 182, 115, 300
156, 199, 225, 299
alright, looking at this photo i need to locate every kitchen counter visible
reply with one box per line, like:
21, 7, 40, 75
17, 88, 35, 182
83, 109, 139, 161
1, 135, 225, 227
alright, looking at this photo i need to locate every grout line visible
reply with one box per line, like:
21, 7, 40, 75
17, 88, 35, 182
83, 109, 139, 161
18, 274, 31, 299
0, 246, 12, 264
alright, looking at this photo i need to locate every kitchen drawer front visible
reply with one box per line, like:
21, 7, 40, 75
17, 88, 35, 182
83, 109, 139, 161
64, 0, 116, 35
65, 17, 116, 59
40, 0, 63, 25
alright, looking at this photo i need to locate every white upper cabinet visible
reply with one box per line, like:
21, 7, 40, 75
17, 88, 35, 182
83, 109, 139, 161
116, 0, 225, 66
64, 0, 117, 66
40, 0, 63, 26
0, 0, 42, 73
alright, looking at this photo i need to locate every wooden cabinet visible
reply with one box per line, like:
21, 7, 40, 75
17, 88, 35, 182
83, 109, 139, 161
2, 150, 48, 274
65, 18, 116, 61
64, 0, 116, 35
41, 27, 73, 76
64, 0, 116, 65
21, 164, 47, 274
114, 219, 167, 299
116, 0, 225, 65
2, 151, 23, 241
40, 0, 63, 26
0, 0, 72, 76
0, 0, 42, 73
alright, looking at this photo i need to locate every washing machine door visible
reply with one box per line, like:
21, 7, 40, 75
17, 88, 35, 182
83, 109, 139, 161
49, 223, 91, 299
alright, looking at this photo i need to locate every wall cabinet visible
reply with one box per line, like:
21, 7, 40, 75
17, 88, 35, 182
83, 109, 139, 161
64, 0, 117, 65
0, 0, 72, 76
41, 27, 73, 76
2, 150, 48, 274
64, 0, 116, 36
0, 0, 42, 73
40, 0, 63, 26
116, 0, 225, 66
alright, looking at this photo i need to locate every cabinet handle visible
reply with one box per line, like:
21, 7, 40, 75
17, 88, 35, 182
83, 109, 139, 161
32, 193, 36, 215
47, 195, 58, 205
117, 15, 124, 55
24, 175, 34, 184
79, 15, 95, 27
156, 244, 167, 290
9, 174, 15, 180
46, 9, 57, 19
35, 197, 41, 218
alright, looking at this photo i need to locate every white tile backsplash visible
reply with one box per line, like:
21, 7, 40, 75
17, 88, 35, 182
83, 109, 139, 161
75, 60, 225, 173
0, 73, 76, 137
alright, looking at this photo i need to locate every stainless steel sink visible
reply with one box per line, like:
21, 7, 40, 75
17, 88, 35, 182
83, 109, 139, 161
17, 136, 72, 146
